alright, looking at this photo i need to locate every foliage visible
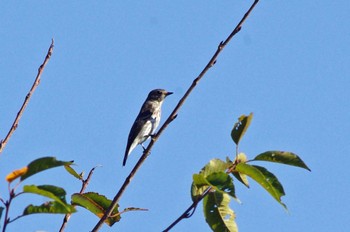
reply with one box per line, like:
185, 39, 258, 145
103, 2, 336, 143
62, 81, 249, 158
191, 113, 311, 232
0, 2, 310, 231
0, 114, 310, 232
0, 157, 77, 231
71, 192, 120, 226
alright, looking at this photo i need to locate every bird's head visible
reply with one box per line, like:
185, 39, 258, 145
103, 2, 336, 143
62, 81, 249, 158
147, 89, 173, 101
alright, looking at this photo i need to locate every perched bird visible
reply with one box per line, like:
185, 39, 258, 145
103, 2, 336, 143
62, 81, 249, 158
123, 89, 173, 166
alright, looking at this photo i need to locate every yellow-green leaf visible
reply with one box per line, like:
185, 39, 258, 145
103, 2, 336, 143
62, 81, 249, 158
235, 163, 287, 209
191, 159, 231, 202
203, 191, 238, 232
71, 192, 120, 226
191, 174, 211, 202
23, 201, 76, 215
24, 185, 67, 205
206, 172, 238, 201
230, 153, 249, 187
64, 165, 83, 180
254, 151, 311, 171
23, 185, 75, 214
231, 171, 249, 188
192, 170, 239, 203
231, 113, 253, 145
199, 159, 229, 177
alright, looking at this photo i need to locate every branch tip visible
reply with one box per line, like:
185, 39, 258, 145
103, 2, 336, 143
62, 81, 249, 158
162, 1, 259, 230
0, 40, 54, 155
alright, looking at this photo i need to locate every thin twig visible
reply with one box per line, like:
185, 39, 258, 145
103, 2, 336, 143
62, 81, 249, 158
92, 1, 259, 231
8, 214, 24, 224
163, 187, 212, 232
0, 39, 54, 154
2, 189, 15, 232
163, 147, 244, 231
163, 159, 242, 231
59, 166, 97, 232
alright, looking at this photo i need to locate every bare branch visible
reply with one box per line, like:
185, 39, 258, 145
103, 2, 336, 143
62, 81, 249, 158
59, 166, 98, 232
92, 1, 259, 231
0, 39, 54, 154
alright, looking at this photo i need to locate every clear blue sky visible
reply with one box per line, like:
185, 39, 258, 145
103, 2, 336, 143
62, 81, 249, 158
1, 1, 349, 232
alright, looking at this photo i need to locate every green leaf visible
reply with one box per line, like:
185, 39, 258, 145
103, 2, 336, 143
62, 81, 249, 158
22, 185, 75, 215
254, 151, 311, 171
206, 172, 238, 201
23, 201, 76, 215
200, 159, 229, 177
191, 174, 210, 201
191, 182, 206, 203
193, 174, 210, 187
192, 171, 239, 203
71, 192, 120, 226
64, 165, 83, 180
21, 157, 74, 181
191, 159, 231, 202
23, 185, 74, 211
231, 153, 249, 187
203, 191, 238, 232
235, 163, 287, 209
231, 113, 253, 145
231, 171, 249, 188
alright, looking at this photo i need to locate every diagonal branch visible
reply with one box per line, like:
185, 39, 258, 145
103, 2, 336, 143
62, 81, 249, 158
0, 39, 54, 154
91, 1, 259, 231
154, 0, 259, 141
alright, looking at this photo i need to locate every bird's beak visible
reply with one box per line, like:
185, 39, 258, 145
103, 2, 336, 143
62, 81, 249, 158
166, 91, 173, 96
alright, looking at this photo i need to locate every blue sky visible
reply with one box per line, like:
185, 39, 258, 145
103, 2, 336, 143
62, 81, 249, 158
1, 1, 349, 232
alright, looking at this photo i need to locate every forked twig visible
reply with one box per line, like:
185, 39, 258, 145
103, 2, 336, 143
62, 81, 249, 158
59, 166, 98, 232
92, 1, 259, 231
0, 39, 54, 154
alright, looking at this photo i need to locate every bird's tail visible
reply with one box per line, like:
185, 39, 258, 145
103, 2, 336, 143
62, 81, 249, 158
122, 152, 128, 166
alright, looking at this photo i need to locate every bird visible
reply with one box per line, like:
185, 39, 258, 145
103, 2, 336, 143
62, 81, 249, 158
123, 89, 173, 166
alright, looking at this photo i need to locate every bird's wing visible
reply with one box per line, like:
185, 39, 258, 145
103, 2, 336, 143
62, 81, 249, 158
138, 108, 153, 121
123, 109, 153, 166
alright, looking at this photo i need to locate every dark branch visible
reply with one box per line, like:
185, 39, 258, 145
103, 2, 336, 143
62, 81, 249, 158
162, 187, 212, 232
91, 1, 259, 231
162, 1, 260, 230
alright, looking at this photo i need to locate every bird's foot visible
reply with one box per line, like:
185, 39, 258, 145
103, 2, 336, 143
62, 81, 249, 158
149, 133, 156, 139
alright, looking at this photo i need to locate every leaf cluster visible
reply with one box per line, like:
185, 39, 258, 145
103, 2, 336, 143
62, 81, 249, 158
1, 157, 76, 229
191, 113, 310, 232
